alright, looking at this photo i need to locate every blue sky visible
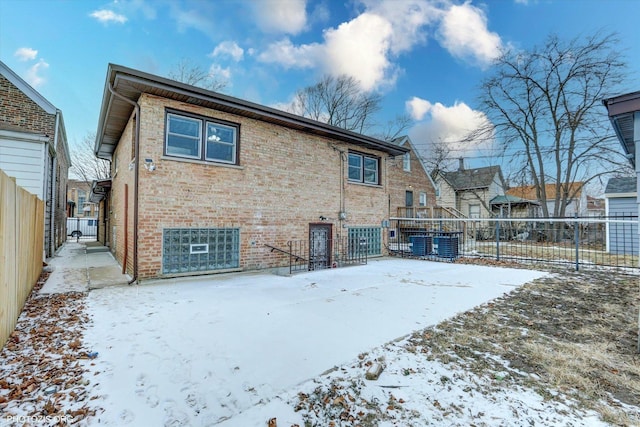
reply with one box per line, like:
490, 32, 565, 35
1, 0, 640, 172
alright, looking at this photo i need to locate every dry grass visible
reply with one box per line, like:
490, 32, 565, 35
465, 241, 639, 268
407, 266, 640, 425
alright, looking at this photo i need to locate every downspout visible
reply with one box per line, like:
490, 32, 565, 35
107, 82, 140, 285
50, 113, 60, 258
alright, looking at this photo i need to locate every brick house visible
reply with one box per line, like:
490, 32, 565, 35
387, 135, 437, 218
0, 60, 70, 258
67, 179, 99, 218
91, 64, 435, 281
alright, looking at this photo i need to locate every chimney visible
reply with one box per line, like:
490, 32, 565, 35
458, 157, 465, 171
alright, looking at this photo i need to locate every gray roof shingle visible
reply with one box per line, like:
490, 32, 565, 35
605, 177, 637, 194
441, 166, 502, 191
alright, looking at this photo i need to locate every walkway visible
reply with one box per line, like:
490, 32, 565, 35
41, 241, 130, 294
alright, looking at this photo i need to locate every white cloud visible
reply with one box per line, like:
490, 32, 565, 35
25, 59, 49, 88
14, 47, 38, 61
406, 96, 433, 120
322, 12, 395, 90
258, 0, 503, 91
254, 0, 307, 35
255, 0, 446, 91
258, 11, 401, 91
90, 9, 128, 24
362, 0, 441, 55
258, 38, 319, 69
211, 41, 244, 62
436, 2, 502, 67
407, 97, 493, 156
209, 64, 231, 81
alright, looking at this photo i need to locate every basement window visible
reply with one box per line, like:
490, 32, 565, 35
163, 228, 240, 274
348, 227, 382, 256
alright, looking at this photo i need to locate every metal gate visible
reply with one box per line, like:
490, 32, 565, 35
309, 223, 331, 270
66, 217, 98, 239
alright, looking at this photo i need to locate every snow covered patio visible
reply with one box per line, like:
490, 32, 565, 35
82, 258, 546, 425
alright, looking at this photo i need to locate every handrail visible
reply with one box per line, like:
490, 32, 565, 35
264, 244, 307, 262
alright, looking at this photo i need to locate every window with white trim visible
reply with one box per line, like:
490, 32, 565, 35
403, 152, 411, 171
419, 192, 427, 206
165, 111, 238, 164
469, 204, 481, 219
348, 152, 379, 185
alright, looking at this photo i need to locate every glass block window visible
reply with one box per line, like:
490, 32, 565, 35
348, 227, 382, 256
162, 228, 240, 274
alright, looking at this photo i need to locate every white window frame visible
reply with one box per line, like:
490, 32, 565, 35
469, 204, 481, 219
419, 192, 427, 206
403, 152, 411, 172
348, 152, 379, 185
165, 111, 239, 165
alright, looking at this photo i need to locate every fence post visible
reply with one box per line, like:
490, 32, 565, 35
574, 213, 579, 271
495, 220, 500, 261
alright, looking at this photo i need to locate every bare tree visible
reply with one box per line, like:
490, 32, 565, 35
473, 32, 628, 218
292, 75, 382, 134
422, 138, 455, 176
168, 59, 227, 92
376, 113, 413, 141
70, 132, 110, 182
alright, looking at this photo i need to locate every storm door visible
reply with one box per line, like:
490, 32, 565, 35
309, 223, 332, 270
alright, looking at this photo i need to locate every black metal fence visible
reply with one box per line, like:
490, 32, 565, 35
267, 236, 368, 274
391, 215, 639, 271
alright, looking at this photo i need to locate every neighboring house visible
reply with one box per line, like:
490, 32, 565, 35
67, 179, 98, 218
387, 135, 437, 218
433, 160, 506, 219
490, 194, 541, 218
0, 60, 70, 258
603, 177, 638, 255
506, 182, 587, 217
603, 91, 640, 262
586, 195, 605, 217
91, 64, 412, 281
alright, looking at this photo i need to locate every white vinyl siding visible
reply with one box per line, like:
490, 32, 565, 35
0, 133, 47, 199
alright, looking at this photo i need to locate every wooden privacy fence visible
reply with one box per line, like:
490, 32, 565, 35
0, 169, 44, 347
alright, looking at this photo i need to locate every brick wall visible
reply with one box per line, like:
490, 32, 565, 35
110, 93, 419, 279
110, 114, 136, 276
387, 146, 436, 216
0, 73, 69, 257
0, 75, 55, 137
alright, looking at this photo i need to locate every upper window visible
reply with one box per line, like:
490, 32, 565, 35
348, 152, 379, 185
165, 111, 238, 164
403, 152, 411, 171
419, 192, 427, 206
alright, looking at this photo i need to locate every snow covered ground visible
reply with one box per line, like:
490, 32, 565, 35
81, 258, 554, 426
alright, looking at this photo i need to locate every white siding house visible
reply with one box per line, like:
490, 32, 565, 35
604, 177, 638, 255
0, 129, 50, 199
